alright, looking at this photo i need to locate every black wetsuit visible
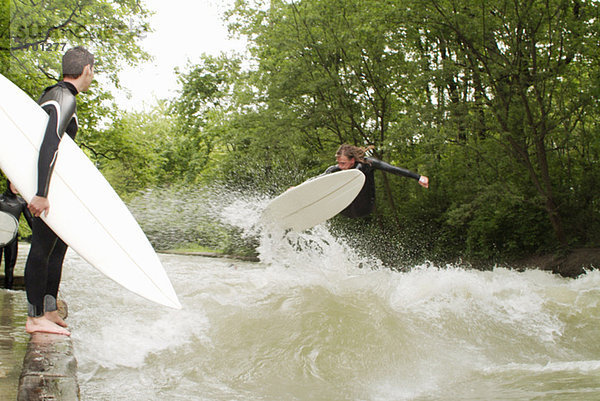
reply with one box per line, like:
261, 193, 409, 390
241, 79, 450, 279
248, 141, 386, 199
324, 157, 421, 218
24, 81, 78, 317
0, 186, 33, 288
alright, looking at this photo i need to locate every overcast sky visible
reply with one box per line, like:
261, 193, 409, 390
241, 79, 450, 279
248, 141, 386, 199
112, 0, 246, 111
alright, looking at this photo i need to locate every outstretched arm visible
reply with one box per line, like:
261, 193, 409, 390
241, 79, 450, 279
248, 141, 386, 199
368, 158, 428, 187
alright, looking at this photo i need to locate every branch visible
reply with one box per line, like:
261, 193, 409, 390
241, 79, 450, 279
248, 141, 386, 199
6, 3, 80, 50
79, 142, 118, 161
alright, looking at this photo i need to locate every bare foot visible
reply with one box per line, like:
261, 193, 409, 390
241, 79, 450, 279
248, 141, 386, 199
44, 310, 68, 328
26, 316, 70, 336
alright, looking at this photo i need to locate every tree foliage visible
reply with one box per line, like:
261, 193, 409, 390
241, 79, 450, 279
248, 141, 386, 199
85, 101, 176, 197
406, 0, 600, 249
196, 0, 599, 261
4, 0, 598, 263
0, 0, 151, 165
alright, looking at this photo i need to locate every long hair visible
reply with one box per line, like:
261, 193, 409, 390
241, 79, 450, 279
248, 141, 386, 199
335, 144, 375, 164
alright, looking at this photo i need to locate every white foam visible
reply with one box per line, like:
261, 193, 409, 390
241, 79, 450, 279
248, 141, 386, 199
55, 191, 600, 400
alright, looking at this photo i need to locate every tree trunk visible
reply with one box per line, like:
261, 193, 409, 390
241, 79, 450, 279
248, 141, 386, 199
534, 135, 569, 247
380, 173, 402, 229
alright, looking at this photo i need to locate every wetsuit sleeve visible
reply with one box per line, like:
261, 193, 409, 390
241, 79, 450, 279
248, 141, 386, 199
21, 198, 34, 228
323, 165, 341, 175
368, 158, 420, 180
36, 96, 76, 197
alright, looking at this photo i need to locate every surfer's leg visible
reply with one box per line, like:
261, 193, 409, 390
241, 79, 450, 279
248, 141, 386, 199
46, 238, 67, 298
24, 217, 58, 317
3, 239, 17, 289
44, 238, 68, 327
24, 219, 69, 335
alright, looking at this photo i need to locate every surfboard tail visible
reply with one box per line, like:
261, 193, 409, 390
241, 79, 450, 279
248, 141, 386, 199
144, 288, 182, 310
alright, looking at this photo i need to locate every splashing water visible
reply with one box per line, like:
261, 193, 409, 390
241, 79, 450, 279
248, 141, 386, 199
51, 188, 600, 400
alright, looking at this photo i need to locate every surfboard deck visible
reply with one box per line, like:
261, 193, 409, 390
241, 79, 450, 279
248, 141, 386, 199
0, 210, 18, 247
0, 73, 181, 309
262, 169, 365, 231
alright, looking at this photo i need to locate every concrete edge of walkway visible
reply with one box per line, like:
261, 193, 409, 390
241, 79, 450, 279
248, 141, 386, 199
17, 332, 80, 401
17, 301, 79, 401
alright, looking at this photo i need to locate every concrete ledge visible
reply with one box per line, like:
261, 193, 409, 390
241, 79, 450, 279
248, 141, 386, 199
18, 333, 80, 401
0, 274, 25, 290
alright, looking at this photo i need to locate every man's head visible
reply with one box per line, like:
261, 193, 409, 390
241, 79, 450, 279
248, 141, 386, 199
62, 46, 95, 92
335, 144, 367, 169
62, 46, 94, 78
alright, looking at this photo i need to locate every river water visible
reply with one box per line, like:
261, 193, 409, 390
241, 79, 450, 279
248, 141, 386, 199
68, 218, 600, 401
2, 206, 600, 400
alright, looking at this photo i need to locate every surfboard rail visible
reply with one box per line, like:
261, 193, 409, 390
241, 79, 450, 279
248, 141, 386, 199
263, 169, 365, 231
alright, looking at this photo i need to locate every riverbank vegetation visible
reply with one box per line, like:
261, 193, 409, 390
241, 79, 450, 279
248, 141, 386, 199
2, 0, 599, 270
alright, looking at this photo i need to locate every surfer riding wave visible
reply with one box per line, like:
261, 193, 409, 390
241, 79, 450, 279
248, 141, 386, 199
323, 144, 429, 218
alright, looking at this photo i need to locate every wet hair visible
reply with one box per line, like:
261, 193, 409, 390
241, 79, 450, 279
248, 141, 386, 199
62, 46, 94, 78
335, 144, 375, 164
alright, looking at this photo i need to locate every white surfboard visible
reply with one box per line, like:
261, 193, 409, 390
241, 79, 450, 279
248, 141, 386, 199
0, 210, 19, 247
0, 73, 181, 309
262, 169, 365, 231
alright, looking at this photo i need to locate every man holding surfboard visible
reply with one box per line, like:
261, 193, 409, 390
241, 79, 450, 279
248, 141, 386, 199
324, 144, 429, 218
25, 46, 94, 336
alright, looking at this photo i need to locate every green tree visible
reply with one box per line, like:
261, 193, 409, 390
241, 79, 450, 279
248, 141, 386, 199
227, 0, 430, 204
84, 101, 175, 197
0, 0, 154, 199
168, 0, 600, 261
1, 0, 151, 159
219, 0, 600, 258
0, 0, 8, 75
404, 0, 600, 248
169, 54, 243, 184
4, 0, 150, 86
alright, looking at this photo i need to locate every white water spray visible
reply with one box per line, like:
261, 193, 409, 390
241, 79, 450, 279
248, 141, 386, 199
52, 187, 600, 400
